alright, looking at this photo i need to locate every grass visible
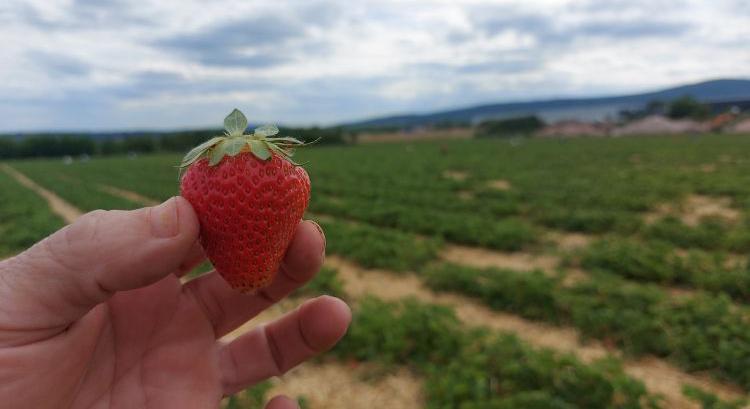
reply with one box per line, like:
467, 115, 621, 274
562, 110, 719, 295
0, 168, 64, 257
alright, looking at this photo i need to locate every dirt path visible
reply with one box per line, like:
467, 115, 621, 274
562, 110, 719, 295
326, 256, 746, 408
1, 164, 81, 223
98, 184, 160, 206
269, 362, 423, 409
547, 231, 593, 251
441, 244, 559, 271
645, 194, 741, 226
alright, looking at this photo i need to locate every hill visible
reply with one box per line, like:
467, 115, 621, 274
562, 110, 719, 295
347, 79, 750, 129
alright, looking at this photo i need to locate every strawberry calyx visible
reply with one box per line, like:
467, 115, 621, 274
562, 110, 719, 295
179, 108, 309, 176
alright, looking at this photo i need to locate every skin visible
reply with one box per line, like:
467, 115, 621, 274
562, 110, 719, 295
0, 197, 350, 409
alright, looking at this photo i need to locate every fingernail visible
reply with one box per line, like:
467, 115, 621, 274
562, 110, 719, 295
151, 197, 180, 238
309, 220, 326, 256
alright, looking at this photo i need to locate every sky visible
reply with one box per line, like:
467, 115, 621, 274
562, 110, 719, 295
1, 0, 749, 131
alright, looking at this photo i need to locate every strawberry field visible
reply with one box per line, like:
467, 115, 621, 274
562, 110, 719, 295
3, 134, 750, 408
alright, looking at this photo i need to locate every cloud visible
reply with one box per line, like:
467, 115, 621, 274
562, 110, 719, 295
15, 0, 153, 30
470, 6, 689, 45
154, 2, 340, 67
0, 0, 747, 131
156, 18, 303, 67
571, 19, 689, 38
26, 50, 90, 78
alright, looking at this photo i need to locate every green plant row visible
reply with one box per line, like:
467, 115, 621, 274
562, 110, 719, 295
580, 238, 750, 302
644, 216, 750, 252
227, 268, 744, 409
0, 168, 64, 257
10, 163, 141, 212
317, 218, 443, 271
13, 137, 750, 254
335, 296, 663, 409
311, 196, 537, 251
312, 182, 522, 218
422, 262, 750, 391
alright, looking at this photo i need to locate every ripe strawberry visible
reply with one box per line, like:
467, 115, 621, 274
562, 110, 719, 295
179, 109, 311, 293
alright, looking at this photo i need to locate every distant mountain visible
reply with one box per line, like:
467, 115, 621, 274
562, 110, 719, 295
346, 79, 750, 129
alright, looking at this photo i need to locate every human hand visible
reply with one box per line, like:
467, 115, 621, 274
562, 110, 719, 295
0, 197, 350, 409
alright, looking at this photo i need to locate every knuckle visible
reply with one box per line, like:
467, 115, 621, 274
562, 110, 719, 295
46, 209, 110, 271
68, 210, 108, 242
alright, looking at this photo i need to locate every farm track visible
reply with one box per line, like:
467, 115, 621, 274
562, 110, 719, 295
98, 184, 160, 206
267, 361, 423, 409
1, 164, 82, 223
441, 244, 559, 271
12, 179, 749, 407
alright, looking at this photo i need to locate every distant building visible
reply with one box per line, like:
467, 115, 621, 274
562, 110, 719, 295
727, 117, 750, 134
611, 115, 709, 136
536, 120, 609, 138
709, 112, 737, 131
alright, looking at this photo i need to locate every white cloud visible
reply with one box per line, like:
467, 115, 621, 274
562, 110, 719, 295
0, 0, 748, 130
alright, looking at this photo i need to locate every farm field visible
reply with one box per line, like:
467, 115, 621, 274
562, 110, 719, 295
2, 134, 750, 408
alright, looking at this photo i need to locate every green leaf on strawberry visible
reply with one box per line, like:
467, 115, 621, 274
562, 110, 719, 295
178, 108, 314, 177
224, 108, 248, 137
249, 140, 272, 160
222, 137, 248, 157
255, 124, 279, 137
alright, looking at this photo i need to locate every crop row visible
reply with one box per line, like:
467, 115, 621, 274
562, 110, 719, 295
580, 238, 750, 302
224, 269, 671, 408
317, 218, 443, 271
0, 168, 63, 257
339, 293, 746, 409
10, 162, 141, 212
311, 195, 537, 251
12, 137, 750, 254
643, 216, 750, 252
144, 258, 750, 409
292, 261, 669, 409
336, 296, 664, 409
299, 137, 750, 227
10, 154, 540, 251
423, 262, 750, 391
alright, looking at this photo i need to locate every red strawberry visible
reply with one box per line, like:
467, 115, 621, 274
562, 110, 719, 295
179, 109, 311, 293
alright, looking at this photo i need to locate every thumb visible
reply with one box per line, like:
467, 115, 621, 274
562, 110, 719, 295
0, 196, 199, 331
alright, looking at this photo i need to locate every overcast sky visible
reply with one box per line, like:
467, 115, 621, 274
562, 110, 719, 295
1, 0, 748, 131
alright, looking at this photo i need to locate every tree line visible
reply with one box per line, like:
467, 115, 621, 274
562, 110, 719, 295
0, 126, 346, 159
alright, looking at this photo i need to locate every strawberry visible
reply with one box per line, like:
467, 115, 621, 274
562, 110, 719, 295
179, 109, 311, 293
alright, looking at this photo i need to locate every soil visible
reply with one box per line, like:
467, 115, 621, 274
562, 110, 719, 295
547, 231, 593, 251
682, 195, 741, 226
644, 194, 741, 227
441, 244, 558, 271
269, 362, 423, 409
487, 179, 512, 190
442, 170, 469, 182
98, 184, 160, 206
